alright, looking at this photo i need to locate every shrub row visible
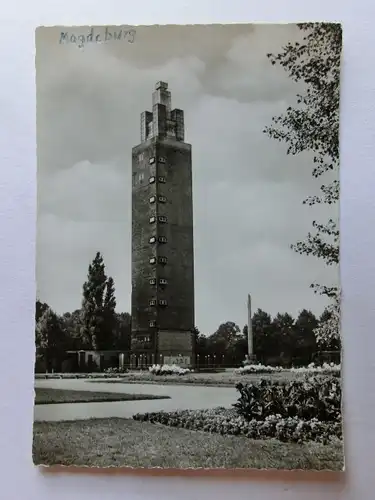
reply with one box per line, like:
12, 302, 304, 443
133, 407, 342, 444
34, 372, 123, 380
148, 364, 190, 375
234, 375, 341, 422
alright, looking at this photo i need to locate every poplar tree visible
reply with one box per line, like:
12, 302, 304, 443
80, 252, 118, 350
103, 276, 117, 348
80, 252, 107, 349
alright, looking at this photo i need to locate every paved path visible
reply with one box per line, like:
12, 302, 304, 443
34, 379, 237, 422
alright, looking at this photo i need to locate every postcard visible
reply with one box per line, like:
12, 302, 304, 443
34, 23, 343, 470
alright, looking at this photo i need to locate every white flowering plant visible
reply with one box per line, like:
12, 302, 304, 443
235, 362, 340, 375
290, 362, 340, 374
148, 364, 190, 376
235, 364, 282, 374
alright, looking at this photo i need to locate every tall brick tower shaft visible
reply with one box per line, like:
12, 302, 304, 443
131, 82, 195, 368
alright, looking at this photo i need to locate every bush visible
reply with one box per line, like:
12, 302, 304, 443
34, 372, 123, 379
234, 375, 341, 422
148, 364, 190, 376
133, 407, 342, 444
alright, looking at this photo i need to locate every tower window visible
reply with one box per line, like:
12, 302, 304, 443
149, 257, 156, 264
149, 299, 156, 306
149, 157, 155, 164
149, 278, 156, 285
149, 196, 156, 203
158, 236, 167, 244
138, 153, 144, 162
149, 320, 156, 327
159, 299, 167, 306
149, 216, 156, 224
149, 176, 155, 184
159, 278, 168, 285
159, 157, 166, 163
158, 195, 167, 203
158, 215, 167, 223
139, 173, 144, 182
158, 176, 166, 183
158, 256, 168, 265
149, 236, 156, 244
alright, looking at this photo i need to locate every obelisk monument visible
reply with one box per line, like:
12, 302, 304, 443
247, 293, 256, 362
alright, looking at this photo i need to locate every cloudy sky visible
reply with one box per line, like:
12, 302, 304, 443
35, 24, 339, 334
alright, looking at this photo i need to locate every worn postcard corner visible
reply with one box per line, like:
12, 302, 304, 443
34, 23, 343, 472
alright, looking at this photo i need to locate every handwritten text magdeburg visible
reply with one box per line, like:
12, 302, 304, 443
59, 27, 136, 48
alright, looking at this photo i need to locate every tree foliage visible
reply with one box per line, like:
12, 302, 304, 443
294, 309, 318, 364
264, 23, 342, 299
209, 321, 241, 355
80, 252, 117, 350
61, 309, 82, 350
35, 306, 66, 370
36, 299, 49, 323
193, 309, 324, 367
252, 309, 273, 362
103, 276, 117, 348
112, 312, 132, 350
314, 294, 341, 350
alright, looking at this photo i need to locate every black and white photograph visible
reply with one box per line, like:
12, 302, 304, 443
33, 23, 343, 470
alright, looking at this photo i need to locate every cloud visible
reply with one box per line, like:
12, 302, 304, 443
36, 24, 339, 333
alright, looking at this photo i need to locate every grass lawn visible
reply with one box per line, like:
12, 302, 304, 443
91, 370, 305, 387
33, 418, 343, 470
35, 388, 170, 405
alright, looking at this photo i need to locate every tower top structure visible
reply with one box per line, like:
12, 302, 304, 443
140, 81, 185, 143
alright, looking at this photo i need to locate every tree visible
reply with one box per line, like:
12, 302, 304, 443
210, 321, 241, 348
112, 312, 131, 350
103, 276, 117, 348
264, 23, 342, 299
35, 307, 66, 372
271, 312, 296, 364
195, 330, 210, 361
250, 309, 272, 362
314, 295, 341, 351
61, 309, 84, 350
36, 299, 49, 323
80, 252, 109, 350
293, 309, 318, 364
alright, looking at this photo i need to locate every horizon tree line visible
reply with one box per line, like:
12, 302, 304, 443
35, 251, 339, 371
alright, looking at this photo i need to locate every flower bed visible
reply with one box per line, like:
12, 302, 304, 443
133, 375, 342, 444
235, 362, 340, 376
133, 407, 341, 444
148, 364, 190, 376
